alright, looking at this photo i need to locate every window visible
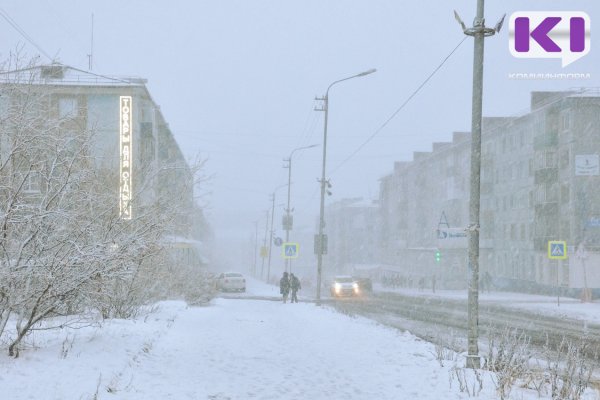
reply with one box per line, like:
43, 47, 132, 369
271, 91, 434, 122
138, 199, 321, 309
529, 190, 534, 207
59, 97, 78, 119
545, 151, 557, 168
520, 130, 525, 146
529, 223, 534, 239
546, 182, 558, 202
22, 171, 41, 194
561, 184, 570, 204
528, 158, 533, 175
560, 149, 569, 168
560, 111, 571, 132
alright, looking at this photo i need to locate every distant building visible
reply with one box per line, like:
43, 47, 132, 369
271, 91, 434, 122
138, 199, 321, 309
324, 197, 379, 277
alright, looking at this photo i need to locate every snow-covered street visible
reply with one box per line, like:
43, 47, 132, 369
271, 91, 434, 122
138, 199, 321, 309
112, 298, 451, 399
1, 278, 597, 399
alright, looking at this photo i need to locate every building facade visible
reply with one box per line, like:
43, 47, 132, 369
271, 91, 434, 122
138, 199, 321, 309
323, 197, 379, 278
0, 64, 208, 266
377, 90, 600, 292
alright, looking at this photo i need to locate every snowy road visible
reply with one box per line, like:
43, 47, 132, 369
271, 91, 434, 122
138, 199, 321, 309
110, 298, 455, 400
2, 278, 598, 399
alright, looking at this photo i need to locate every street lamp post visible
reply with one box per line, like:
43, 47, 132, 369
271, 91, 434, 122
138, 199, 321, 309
284, 144, 319, 273
315, 68, 376, 306
267, 184, 287, 283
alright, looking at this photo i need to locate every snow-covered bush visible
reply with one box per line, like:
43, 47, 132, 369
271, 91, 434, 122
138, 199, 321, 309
544, 336, 597, 400
484, 327, 532, 399
0, 55, 212, 356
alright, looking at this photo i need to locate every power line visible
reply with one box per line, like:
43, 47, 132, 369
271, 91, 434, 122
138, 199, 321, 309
0, 7, 54, 62
330, 36, 468, 175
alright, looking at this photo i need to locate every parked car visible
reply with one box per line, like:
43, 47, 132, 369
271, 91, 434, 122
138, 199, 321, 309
216, 272, 246, 292
330, 276, 359, 297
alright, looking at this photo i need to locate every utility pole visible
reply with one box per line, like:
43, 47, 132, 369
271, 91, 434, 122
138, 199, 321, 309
267, 193, 276, 283
253, 220, 259, 276
454, 2, 504, 369
284, 157, 292, 274
261, 209, 269, 279
283, 144, 318, 274
315, 93, 329, 306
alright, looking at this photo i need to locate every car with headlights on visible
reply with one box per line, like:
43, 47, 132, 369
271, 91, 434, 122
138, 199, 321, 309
216, 272, 246, 292
330, 275, 360, 297
352, 276, 373, 293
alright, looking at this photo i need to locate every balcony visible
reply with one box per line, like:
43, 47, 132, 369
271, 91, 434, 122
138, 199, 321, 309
534, 168, 558, 184
533, 132, 558, 150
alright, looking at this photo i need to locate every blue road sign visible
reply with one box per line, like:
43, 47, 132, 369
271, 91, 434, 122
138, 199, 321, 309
282, 242, 299, 259
548, 241, 567, 260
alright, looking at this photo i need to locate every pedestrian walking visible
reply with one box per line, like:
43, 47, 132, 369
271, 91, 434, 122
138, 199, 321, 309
279, 272, 290, 303
290, 273, 301, 303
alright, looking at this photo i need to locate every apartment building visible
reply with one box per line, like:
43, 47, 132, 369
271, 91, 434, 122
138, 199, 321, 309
0, 64, 208, 266
378, 90, 600, 292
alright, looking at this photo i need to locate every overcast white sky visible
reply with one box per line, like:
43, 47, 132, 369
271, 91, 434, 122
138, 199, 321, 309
1, 1, 599, 266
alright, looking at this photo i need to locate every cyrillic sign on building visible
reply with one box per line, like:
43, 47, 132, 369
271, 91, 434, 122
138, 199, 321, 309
119, 96, 132, 219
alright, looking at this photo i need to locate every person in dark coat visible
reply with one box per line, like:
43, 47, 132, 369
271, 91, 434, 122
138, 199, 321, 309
280, 272, 290, 303
290, 273, 301, 303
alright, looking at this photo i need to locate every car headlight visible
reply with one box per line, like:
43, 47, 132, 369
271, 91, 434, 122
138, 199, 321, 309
353, 282, 359, 291
334, 283, 341, 292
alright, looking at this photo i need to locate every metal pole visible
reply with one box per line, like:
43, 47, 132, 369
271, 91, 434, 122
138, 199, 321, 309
283, 144, 318, 275
267, 193, 275, 283
466, 0, 486, 369
316, 93, 329, 306
315, 69, 376, 306
286, 157, 292, 273
261, 209, 269, 279
253, 220, 259, 276
557, 260, 561, 306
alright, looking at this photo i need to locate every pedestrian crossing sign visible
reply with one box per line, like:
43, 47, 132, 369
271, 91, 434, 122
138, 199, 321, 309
548, 241, 567, 260
282, 242, 299, 259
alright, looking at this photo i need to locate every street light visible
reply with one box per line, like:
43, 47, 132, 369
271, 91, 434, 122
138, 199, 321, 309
284, 144, 319, 273
315, 68, 376, 305
267, 184, 287, 283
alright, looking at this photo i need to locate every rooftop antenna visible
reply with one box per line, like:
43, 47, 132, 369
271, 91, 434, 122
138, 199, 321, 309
87, 13, 94, 70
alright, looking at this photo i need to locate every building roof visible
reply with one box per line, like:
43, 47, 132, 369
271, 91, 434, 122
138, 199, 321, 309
0, 63, 146, 87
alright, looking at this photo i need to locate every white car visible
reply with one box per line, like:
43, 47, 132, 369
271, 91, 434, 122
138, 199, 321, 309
330, 276, 359, 297
216, 272, 246, 292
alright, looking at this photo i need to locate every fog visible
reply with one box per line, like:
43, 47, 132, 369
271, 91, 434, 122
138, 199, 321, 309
2, 0, 599, 270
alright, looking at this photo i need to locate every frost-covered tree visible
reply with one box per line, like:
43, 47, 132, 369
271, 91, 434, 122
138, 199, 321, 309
0, 55, 211, 357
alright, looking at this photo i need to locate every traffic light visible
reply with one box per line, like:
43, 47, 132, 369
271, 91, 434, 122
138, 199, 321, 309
435, 250, 441, 263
